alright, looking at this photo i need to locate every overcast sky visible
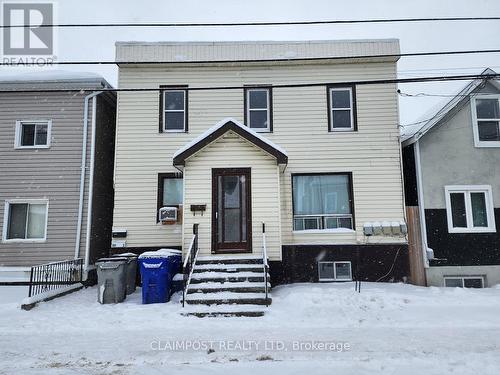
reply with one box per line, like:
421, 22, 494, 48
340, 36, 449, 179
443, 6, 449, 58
1, 0, 500, 124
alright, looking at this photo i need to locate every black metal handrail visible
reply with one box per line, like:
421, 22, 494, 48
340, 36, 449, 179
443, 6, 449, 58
28, 258, 83, 298
182, 223, 199, 307
262, 222, 269, 307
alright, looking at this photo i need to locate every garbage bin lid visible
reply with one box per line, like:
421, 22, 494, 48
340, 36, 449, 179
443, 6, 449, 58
112, 252, 138, 258
97, 257, 128, 263
138, 248, 181, 259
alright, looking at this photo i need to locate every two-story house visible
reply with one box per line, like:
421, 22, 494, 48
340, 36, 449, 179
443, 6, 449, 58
112, 40, 408, 314
402, 69, 500, 288
0, 72, 116, 283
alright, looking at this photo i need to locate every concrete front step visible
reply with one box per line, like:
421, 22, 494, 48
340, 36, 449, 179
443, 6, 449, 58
185, 291, 272, 306
193, 263, 264, 273
187, 281, 270, 294
196, 255, 263, 265
189, 274, 268, 284
181, 304, 267, 317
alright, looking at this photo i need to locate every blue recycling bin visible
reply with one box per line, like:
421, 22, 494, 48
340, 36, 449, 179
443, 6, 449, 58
138, 249, 182, 304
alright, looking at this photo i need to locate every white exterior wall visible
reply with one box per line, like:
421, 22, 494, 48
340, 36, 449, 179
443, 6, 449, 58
113, 61, 406, 259
182, 132, 281, 258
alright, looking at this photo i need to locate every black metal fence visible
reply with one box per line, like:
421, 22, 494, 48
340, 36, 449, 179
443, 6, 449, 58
28, 258, 84, 298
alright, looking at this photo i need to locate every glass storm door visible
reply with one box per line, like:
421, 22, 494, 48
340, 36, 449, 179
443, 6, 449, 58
212, 168, 252, 253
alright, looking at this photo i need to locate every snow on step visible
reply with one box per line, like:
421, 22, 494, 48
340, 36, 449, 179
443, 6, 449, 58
196, 255, 262, 261
186, 292, 267, 301
191, 271, 268, 279
194, 263, 263, 270
190, 281, 270, 290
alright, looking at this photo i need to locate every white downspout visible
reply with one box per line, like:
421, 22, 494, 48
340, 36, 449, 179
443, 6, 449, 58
414, 140, 429, 268
74, 91, 102, 271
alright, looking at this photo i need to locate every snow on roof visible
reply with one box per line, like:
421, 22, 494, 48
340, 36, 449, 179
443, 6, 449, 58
401, 68, 499, 145
0, 70, 106, 83
172, 117, 288, 159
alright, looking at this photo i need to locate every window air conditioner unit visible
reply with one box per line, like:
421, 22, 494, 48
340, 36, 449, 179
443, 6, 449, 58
159, 207, 178, 223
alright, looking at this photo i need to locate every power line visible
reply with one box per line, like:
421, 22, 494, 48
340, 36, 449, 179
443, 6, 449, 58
1, 73, 498, 93
1, 17, 499, 29
2, 48, 500, 66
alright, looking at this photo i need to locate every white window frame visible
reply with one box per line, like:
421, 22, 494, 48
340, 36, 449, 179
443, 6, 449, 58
163, 90, 186, 133
443, 276, 484, 288
14, 120, 52, 149
246, 88, 271, 132
318, 261, 352, 281
471, 94, 500, 148
444, 185, 496, 233
2, 199, 49, 243
329, 87, 354, 132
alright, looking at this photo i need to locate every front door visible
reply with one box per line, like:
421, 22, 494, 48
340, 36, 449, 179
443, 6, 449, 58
212, 168, 252, 253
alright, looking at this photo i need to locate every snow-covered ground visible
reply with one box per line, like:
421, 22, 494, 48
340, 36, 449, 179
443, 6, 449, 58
1, 282, 500, 375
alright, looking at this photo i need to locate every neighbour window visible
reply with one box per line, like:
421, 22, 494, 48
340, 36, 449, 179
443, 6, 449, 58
161, 89, 187, 132
15, 120, 51, 148
157, 173, 183, 221
245, 87, 272, 132
472, 95, 500, 146
4, 201, 48, 241
444, 185, 496, 233
292, 173, 354, 231
328, 86, 356, 131
318, 261, 352, 281
444, 276, 484, 288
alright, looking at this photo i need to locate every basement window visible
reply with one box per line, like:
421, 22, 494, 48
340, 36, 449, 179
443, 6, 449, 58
444, 276, 484, 288
318, 261, 352, 281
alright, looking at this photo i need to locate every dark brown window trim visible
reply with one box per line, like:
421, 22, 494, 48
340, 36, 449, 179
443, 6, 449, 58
243, 85, 273, 133
159, 85, 189, 133
157, 172, 183, 222
326, 84, 358, 132
291, 172, 355, 230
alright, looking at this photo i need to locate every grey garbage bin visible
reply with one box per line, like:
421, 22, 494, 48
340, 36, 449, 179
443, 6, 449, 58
96, 257, 127, 304
112, 252, 138, 295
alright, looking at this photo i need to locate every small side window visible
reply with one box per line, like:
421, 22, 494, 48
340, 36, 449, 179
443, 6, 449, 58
328, 86, 356, 132
160, 88, 188, 133
245, 87, 272, 132
15, 120, 51, 148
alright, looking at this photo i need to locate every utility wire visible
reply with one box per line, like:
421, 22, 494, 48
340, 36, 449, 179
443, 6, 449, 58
2, 48, 500, 66
1, 17, 499, 28
0, 73, 498, 93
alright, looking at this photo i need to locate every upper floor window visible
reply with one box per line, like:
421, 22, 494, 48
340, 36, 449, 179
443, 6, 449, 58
245, 87, 272, 132
444, 185, 496, 233
15, 120, 51, 148
292, 173, 354, 231
472, 95, 500, 147
328, 86, 357, 132
160, 88, 187, 133
3, 200, 48, 242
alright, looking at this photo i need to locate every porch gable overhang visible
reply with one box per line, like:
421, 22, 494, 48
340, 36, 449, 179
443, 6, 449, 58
173, 118, 288, 168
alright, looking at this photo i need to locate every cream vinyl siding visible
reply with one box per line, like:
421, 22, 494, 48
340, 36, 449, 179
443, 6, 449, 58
113, 61, 406, 257
181, 131, 281, 258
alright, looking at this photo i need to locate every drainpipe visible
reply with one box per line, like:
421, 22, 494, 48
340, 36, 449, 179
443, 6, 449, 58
74, 91, 102, 277
414, 140, 429, 268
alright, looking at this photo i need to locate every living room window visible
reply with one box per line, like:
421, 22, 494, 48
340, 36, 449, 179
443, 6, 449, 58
292, 173, 354, 231
444, 185, 496, 233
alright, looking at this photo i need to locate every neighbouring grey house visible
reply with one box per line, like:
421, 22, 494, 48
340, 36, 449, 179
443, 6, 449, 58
0, 72, 116, 282
402, 68, 500, 288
